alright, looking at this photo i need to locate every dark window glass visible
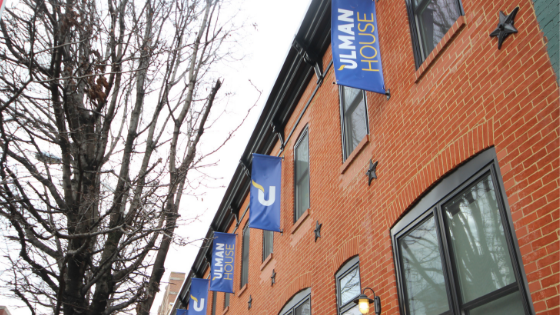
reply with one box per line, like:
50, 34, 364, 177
294, 129, 310, 221
469, 290, 525, 315
241, 225, 250, 287
336, 257, 361, 315
263, 230, 273, 261
280, 291, 311, 315
294, 300, 311, 315
392, 152, 533, 315
407, 0, 462, 66
340, 86, 368, 161
224, 293, 230, 309
340, 268, 361, 306
443, 175, 519, 305
399, 215, 449, 315
211, 291, 217, 315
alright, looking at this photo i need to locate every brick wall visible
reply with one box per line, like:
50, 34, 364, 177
158, 272, 186, 315
204, 0, 559, 314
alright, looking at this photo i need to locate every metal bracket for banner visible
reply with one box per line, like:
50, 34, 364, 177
292, 38, 323, 81
385, 89, 391, 100
180, 294, 189, 309
233, 213, 239, 229
233, 204, 250, 233
192, 267, 203, 279
205, 241, 213, 263
278, 60, 333, 158
270, 119, 285, 150
229, 205, 239, 228
239, 158, 251, 177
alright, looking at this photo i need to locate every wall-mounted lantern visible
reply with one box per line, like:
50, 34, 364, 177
352, 287, 381, 315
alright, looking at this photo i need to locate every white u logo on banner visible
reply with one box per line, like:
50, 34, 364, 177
191, 295, 205, 312
252, 181, 275, 206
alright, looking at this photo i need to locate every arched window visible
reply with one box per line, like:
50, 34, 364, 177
279, 288, 311, 315
335, 256, 361, 315
391, 148, 534, 315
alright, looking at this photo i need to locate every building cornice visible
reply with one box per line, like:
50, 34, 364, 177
172, 0, 331, 310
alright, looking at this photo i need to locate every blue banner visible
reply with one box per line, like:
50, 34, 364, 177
187, 278, 209, 315
210, 232, 236, 293
249, 154, 282, 232
332, 0, 386, 94
177, 310, 187, 315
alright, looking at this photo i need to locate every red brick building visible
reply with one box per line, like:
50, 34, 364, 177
171, 0, 559, 314
158, 272, 186, 315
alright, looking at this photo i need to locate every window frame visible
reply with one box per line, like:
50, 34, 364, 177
293, 127, 310, 222
335, 256, 361, 315
240, 224, 250, 288
211, 291, 217, 315
404, 0, 464, 69
223, 292, 230, 309
262, 230, 273, 262
279, 288, 312, 315
391, 148, 535, 315
338, 86, 369, 162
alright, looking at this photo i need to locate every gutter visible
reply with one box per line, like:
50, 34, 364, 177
171, 0, 331, 312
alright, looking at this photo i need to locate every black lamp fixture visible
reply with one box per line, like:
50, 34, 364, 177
353, 287, 381, 315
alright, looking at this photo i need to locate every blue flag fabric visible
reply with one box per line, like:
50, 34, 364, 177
210, 232, 236, 293
332, 0, 386, 94
187, 278, 209, 315
249, 154, 282, 232
177, 310, 187, 315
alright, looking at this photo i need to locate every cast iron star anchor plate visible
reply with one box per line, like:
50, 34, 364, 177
314, 220, 322, 242
366, 160, 378, 186
490, 7, 520, 49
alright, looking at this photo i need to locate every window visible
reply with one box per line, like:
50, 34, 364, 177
406, 0, 463, 67
391, 149, 533, 315
224, 293, 230, 309
240, 225, 250, 288
279, 288, 311, 315
335, 256, 361, 315
263, 230, 273, 261
294, 128, 310, 221
339, 86, 368, 161
211, 291, 217, 315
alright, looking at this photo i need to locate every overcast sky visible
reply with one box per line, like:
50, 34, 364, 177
0, 0, 313, 313
152, 0, 312, 313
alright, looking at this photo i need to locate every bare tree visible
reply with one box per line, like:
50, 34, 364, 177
0, 0, 247, 314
